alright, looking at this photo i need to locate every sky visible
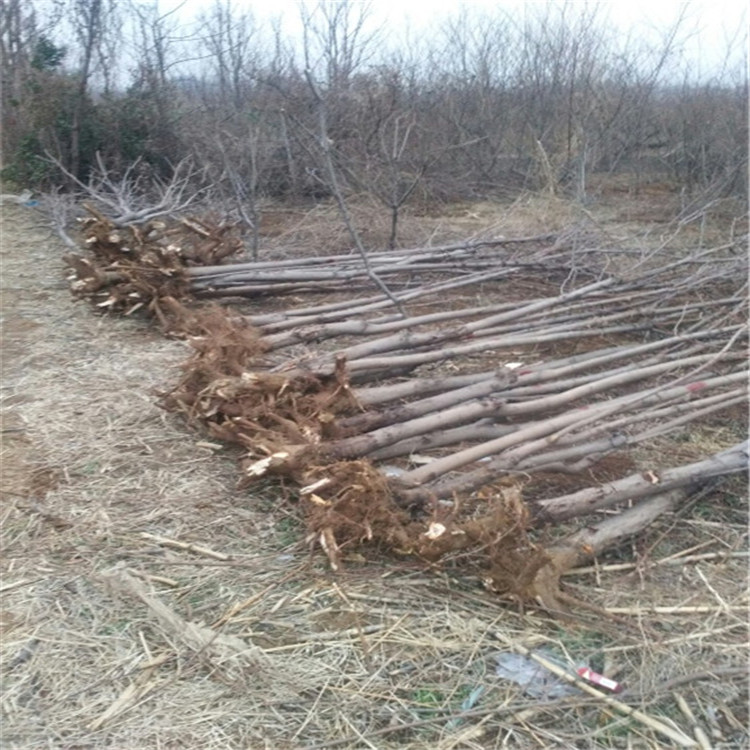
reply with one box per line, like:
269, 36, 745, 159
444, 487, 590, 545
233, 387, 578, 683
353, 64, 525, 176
159, 0, 747, 77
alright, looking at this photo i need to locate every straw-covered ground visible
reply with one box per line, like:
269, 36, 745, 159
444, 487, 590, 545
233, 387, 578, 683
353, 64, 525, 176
1, 192, 748, 749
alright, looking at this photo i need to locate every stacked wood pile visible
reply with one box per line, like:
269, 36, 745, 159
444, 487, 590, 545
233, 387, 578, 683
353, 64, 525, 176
66, 207, 748, 611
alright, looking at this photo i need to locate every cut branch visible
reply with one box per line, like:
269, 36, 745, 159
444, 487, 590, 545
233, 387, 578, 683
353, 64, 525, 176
533, 440, 748, 522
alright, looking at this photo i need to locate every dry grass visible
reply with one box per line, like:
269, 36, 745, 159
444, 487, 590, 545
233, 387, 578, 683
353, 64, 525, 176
1, 196, 747, 749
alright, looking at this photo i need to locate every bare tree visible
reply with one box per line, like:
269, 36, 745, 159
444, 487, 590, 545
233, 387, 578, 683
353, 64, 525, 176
299, 0, 378, 90
296, 1, 405, 312
0, 0, 34, 98
1, 0, 37, 164
3, 0, 746, 208
199, 0, 258, 111
126, 0, 193, 168
68, 0, 104, 180
212, 123, 268, 258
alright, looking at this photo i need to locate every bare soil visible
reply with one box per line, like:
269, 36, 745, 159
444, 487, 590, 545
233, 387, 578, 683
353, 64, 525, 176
1, 198, 747, 749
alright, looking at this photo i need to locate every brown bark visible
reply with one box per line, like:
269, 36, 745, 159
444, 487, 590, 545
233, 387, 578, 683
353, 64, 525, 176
325, 392, 511, 459
336, 367, 515, 436
532, 440, 748, 522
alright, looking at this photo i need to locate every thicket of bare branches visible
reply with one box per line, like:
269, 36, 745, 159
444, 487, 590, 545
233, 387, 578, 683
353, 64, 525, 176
2, 0, 747, 222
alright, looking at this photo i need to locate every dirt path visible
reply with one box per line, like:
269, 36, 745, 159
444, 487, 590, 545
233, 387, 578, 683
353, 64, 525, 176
1, 203, 196, 514
0, 204, 275, 746
1, 205, 59, 500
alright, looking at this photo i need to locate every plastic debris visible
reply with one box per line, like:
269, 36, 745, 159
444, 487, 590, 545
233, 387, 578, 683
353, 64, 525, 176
495, 651, 579, 699
446, 686, 485, 729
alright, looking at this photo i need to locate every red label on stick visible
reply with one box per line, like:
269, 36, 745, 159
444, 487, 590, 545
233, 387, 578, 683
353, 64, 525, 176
576, 667, 623, 693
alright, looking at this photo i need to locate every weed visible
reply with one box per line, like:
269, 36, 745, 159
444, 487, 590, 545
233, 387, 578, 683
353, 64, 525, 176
410, 687, 445, 718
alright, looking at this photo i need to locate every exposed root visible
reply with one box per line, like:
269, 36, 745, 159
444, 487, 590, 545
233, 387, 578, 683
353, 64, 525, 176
65, 205, 243, 326
298, 463, 547, 590
300, 460, 413, 569
160, 309, 361, 477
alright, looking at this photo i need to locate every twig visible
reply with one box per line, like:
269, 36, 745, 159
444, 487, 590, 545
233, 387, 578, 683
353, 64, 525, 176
87, 639, 168, 731
303, 695, 592, 750
126, 568, 179, 588
603, 605, 746, 615
693, 565, 734, 613
0, 579, 40, 594
139, 532, 231, 561
45, 151, 204, 225
211, 565, 305, 627
101, 568, 264, 660
675, 693, 714, 750
262, 623, 385, 651
564, 550, 749, 576
635, 667, 747, 696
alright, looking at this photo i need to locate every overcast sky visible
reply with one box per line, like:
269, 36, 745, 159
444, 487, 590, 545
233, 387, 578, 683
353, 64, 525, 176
162, 0, 747, 77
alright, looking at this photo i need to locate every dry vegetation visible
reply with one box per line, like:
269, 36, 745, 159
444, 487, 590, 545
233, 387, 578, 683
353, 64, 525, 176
1, 191, 748, 750
3, 0, 748, 744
